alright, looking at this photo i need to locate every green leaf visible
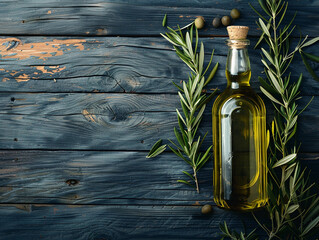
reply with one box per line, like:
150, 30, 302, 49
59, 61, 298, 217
193, 77, 205, 101
179, 21, 194, 31
259, 76, 277, 96
249, 3, 267, 22
203, 49, 215, 76
284, 166, 295, 182
197, 145, 212, 167
277, 2, 288, 28
177, 179, 195, 187
172, 80, 184, 92
195, 28, 199, 55
185, 32, 194, 59
261, 59, 271, 70
189, 137, 200, 160
267, 69, 283, 94
288, 115, 298, 131
160, 33, 179, 46
146, 139, 163, 158
176, 109, 186, 125
261, 48, 274, 65
259, 18, 271, 37
273, 153, 297, 168
304, 198, 319, 224
168, 145, 191, 165
204, 62, 219, 86
191, 74, 200, 94
260, 86, 283, 105
287, 204, 299, 214
182, 171, 195, 181
258, 0, 272, 17
301, 215, 319, 236
146, 139, 167, 158
299, 95, 314, 115
162, 14, 167, 27
167, 28, 185, 46
300, 51, 319, 81
183, 81, 191, 103
286, 122, 297, 142
301, 36, 319, 48
180, 100, 189, 119
193, 104, 205, 128
174, 127, 185, 148
199, 42, 204, 74
301, 51, 319, 63
177, 24, 184, 41
178, 91, 190, 110
198, 88, 218, 109
279, 12, 296, 39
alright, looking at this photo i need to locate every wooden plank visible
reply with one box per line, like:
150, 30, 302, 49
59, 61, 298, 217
0, 203, 270, 239
0, 37, 318, 95
0, 93, 317, 151
0, 0, 317, 37
0, 150, 317, 205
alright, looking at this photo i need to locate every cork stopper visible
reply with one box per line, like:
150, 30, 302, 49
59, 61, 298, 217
227, 26, 249, 40
226, 26, 249, 48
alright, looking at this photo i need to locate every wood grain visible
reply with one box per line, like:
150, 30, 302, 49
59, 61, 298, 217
0, 37, 318, 94
0, 203, 272, 240
0, 0, 318, 238
0, 0, 317, 37
0, 93, 317, 152
0, 151, 317, 205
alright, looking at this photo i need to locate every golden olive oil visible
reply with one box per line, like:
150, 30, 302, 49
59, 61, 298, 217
212, 27, 267, 210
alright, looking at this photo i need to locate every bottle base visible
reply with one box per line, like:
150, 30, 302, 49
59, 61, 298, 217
214, 198, 268, 211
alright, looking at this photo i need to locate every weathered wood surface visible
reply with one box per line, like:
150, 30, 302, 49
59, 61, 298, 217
0, 0, 317, 37
0, 151, 317, 205
0, 93, 317, 152
0, 0, 318, 239
0, 37, 318, 95
0, 203, 270, 240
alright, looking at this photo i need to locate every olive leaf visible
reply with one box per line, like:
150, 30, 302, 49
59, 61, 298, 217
300, 215, 319, 237
300, 50, 319, 82
272, 153, 296, 168
219, 221, 258, 240
301, 36, 319, 48
248, 0, 319, 239
147, 19, 219, 193
146, 139, 167, 158
300, 51, 319, 63
162, 14, 167, 27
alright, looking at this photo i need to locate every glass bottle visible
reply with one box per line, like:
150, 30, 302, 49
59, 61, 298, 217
212, 26, 267, 210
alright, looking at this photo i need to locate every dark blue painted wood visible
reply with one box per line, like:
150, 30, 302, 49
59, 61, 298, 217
0, 0, 317, 37
0, 151, 317, 205
0, 204, 271, 240
0, 37, 318, 95
0, 93, 317, 152
0, 0, 318, 239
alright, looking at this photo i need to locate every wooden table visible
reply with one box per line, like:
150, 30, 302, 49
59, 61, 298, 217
0, 0, 318, 239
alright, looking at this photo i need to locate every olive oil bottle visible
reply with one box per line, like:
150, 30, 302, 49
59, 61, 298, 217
212, 26, 267, 210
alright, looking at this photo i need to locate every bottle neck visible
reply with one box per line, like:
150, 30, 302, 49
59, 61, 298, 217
225, 40, 251, 89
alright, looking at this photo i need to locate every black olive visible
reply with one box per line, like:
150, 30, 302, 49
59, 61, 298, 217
201, 204, 213, 214
212, 17, 221, 28
230, 9, 241, 19
221, 16, 231, 26
195, 16, 205, 29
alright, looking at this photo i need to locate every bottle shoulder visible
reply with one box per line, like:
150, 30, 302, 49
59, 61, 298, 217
212, 87, 266, 114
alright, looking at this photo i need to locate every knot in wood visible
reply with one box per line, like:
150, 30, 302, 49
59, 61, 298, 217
65, 179, 79, 186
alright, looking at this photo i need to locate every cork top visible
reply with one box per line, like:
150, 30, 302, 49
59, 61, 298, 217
227, 26, 249, 40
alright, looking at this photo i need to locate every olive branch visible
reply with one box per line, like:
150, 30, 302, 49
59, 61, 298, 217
221, 0, 319, 239
147, 22, 219, 193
